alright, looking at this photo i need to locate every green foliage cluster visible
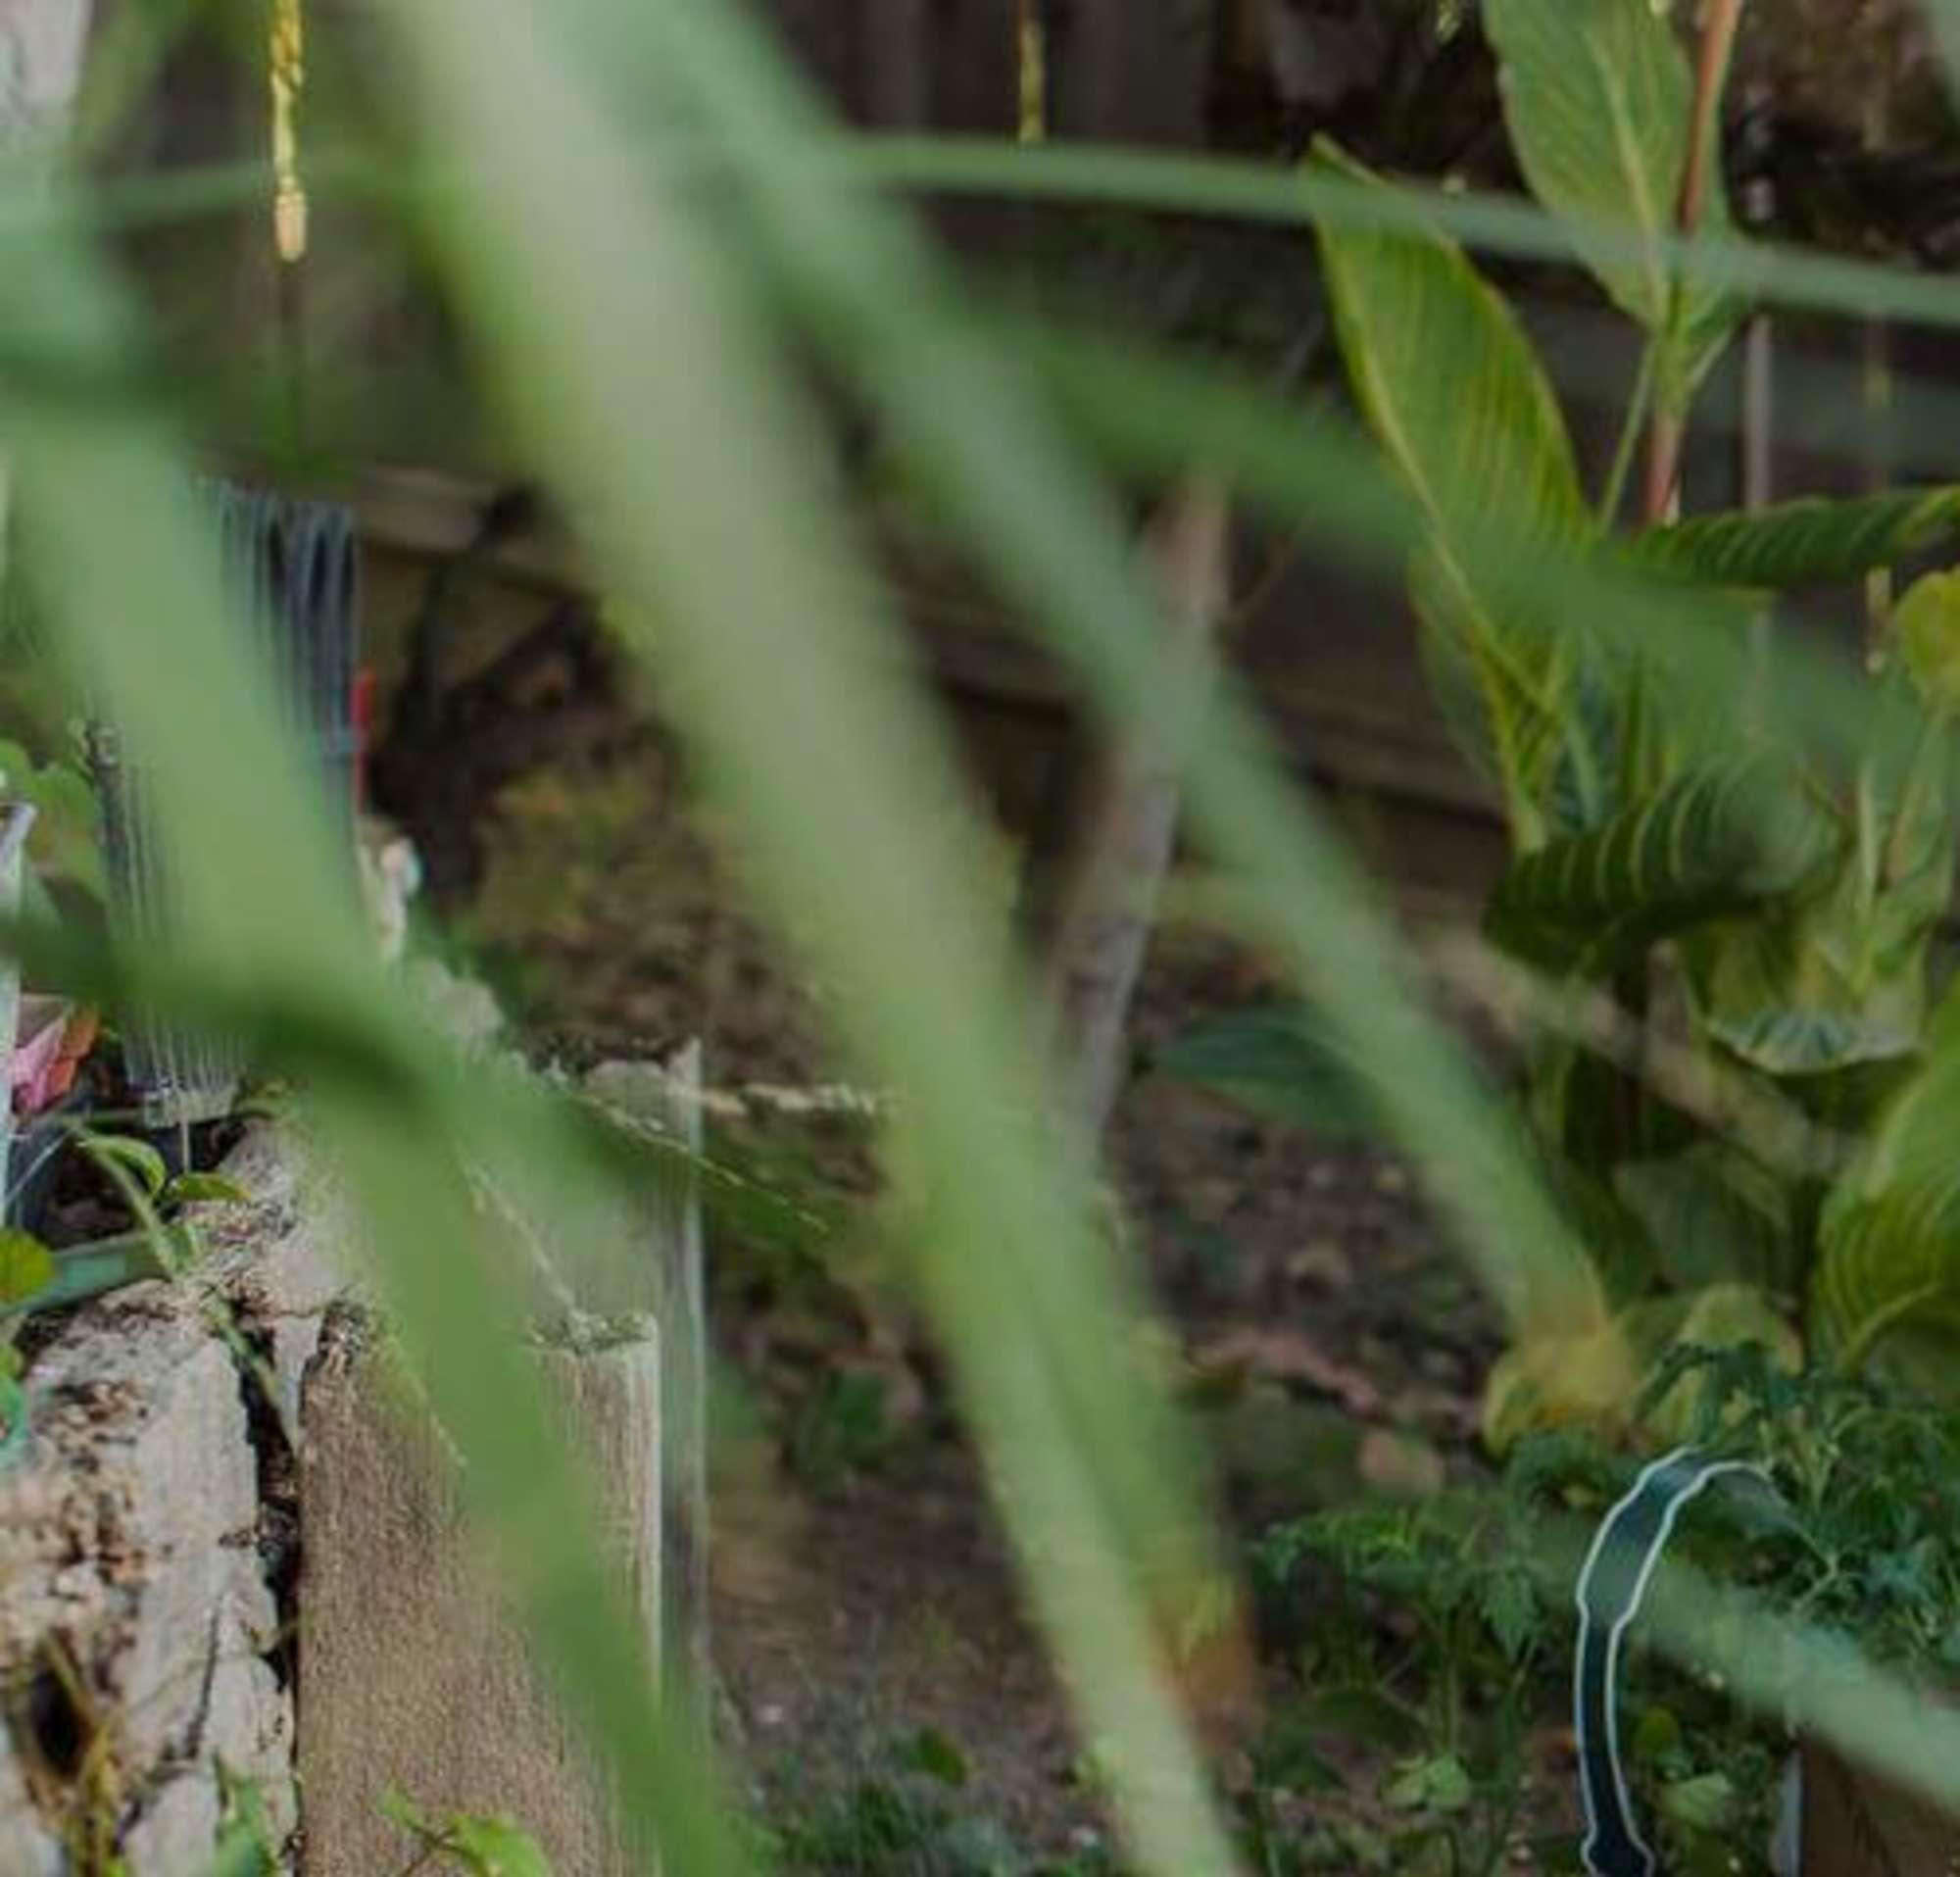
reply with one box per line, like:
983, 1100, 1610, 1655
1168, 0, 1960, 1448
1250, 1354, 1960, 1874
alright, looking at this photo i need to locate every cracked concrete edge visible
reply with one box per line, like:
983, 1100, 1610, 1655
0, 1119, 350, 1865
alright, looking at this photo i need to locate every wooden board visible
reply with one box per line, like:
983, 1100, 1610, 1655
1801, 1741, 1960, 1876
582, 1048, 712, 1717
297, 1325, 661, 1875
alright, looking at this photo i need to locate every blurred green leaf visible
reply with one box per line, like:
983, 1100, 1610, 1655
1485, 755, 1842, 971
377, 1789, 431, 1839
366, 2, 1247, 1869
164, 1171, 251, 1208
1311, 138, 1594, 836
82, 1130, 169, 1199
443, 1815, 555, 1876
1658, 1770, 1738, 1833
1151, 1005, 1378, 1139
1477, 1568, 1538, 1664
1812, 983, 1960, 1379
1630, 489, 1960, 590
1007, 306, 1906, 792
207, 1761, 281, 1877
1688, 826, 1951, 1084
1485, 0, 1741, 392
840, 135, 1960, 337
1644, 1284, 1801, 1442
11, 103, 734, 1877
1384, 1754, 1473, 1814
1631, 1704, 1683, 1763
1614, 1143, 1795, 1294
204, 1825, 276, 1877
906, 1727, 971, 1790
0, 1229, 54, 1305
1895, 568, 1960, 716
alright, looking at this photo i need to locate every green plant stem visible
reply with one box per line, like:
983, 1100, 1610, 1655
1678, 0, 1746, 236
1600, 342, 1658, 528
1475, 1732, 1529, 1877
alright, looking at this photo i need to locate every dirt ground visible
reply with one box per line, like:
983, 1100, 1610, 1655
442, 734, 1516, 1863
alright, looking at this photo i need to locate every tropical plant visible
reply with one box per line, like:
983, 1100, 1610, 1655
1163, 0, 1960, 1444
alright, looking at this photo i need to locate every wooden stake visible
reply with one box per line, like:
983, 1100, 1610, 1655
298, 1323, 663, 1875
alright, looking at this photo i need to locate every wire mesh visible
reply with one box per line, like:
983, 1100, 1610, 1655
90, 481, 361, 1129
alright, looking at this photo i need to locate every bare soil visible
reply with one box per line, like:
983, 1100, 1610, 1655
453, 743, 1516, 1861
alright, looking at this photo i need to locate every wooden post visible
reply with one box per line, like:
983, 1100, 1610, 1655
1800, 1741, 1960, 1876
583, 1046, 710, 1716
297, 1322, 662, 1875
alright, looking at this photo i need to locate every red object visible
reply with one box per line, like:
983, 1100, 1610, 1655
352, 667, 376, 812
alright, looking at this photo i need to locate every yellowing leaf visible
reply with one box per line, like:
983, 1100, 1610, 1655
0, 1230, 55, 1307
1483, 1307, 1642, 1453
1895, 568, 1960, 716
1312, 139, 1594, 835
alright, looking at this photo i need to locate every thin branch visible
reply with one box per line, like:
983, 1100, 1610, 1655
1643, 0, 1748, 523
1601, 341, 1658, 527
1677, 0, 1746, 235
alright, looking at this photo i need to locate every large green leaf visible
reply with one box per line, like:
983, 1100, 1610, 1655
1894, 568, 1960, 715
1629, 488, 1960, 590
1150, 1006, 1380, 1140
1689, 723, 1956, 1084
1484, 0, 1742, 393
1614, 1143, 1796, 1296
1485, 755, 1842, 970
1532, 1128, 1661, 1304
1525, 1031, 1699, 1176
1813, 982, 1960, 1381
1311, 140, 1596, 837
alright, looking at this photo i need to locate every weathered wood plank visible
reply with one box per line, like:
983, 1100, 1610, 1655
582, 1048, 711, 1716
1799, 1741, 1960, 1876
297, 1323, 662, 1875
